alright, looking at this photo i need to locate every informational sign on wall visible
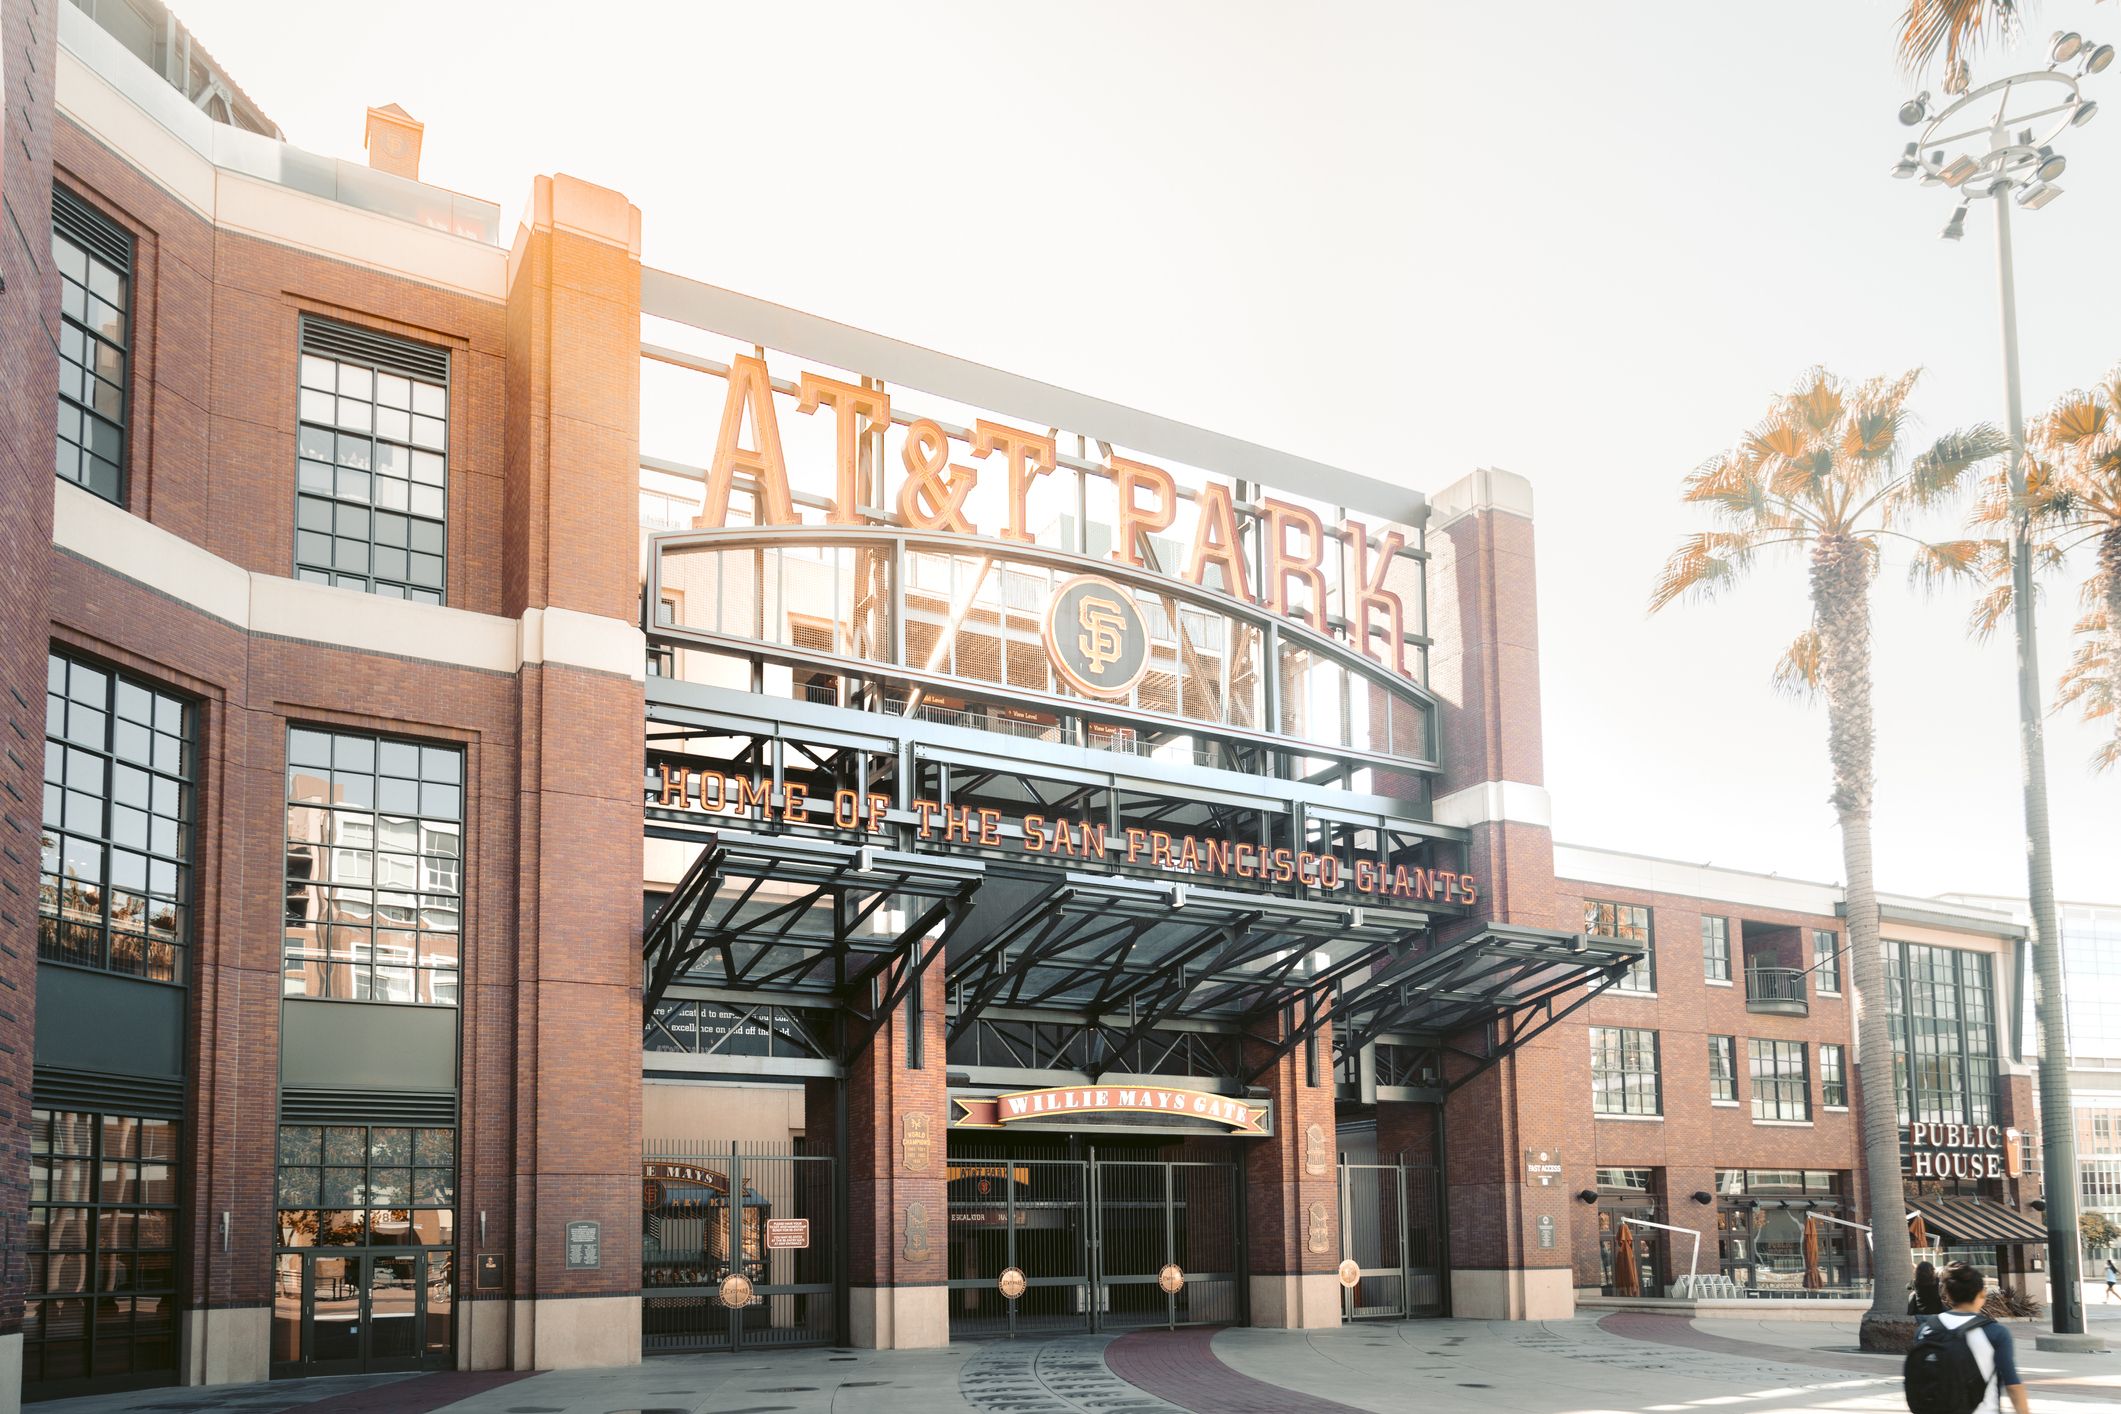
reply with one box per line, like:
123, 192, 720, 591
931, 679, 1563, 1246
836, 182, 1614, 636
565, 1220, 601, 1270
766, 1218, 811, 1251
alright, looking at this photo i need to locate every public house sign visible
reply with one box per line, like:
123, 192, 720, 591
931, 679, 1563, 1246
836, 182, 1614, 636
1905, 1122, 2024, 1180
691, 352, 1418, 680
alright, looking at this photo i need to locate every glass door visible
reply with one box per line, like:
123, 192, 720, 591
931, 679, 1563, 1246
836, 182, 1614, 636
271, 1251, 450, 1378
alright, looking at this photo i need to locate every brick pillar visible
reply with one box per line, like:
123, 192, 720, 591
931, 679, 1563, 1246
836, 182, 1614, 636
1424, 468, 1573, 1319
817, 940, 947, 1348
497, 175, 647, 1370
1243, 1010, 1340, 1327
0, 0, 60, 1406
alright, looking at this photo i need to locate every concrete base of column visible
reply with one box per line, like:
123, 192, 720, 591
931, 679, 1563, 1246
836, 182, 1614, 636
1248, 1273, 1341, 1329
2035, 1332, 2109, 1353
508, 1295, 641, 1369
458, 1296, 510, 1370
179, 1306, 268, 1387
849, 1286, 947, 1349
1450, 1267, 1574, 1320
0, 1331, 21, 1414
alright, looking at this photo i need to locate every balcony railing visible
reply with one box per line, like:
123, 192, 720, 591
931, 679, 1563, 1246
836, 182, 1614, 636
1745, 966, 1809, 1017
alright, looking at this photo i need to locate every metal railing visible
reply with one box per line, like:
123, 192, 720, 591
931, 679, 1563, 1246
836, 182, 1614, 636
1744, 967, 1809, 1014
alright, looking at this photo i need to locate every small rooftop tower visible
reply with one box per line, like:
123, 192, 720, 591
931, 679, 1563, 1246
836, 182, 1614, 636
364, 103, 424, 181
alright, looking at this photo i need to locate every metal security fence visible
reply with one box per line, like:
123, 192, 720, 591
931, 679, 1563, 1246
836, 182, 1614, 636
1339, 1161, 1443, 1320
947, 1155, 1093, 1339
1092, 1159, 1243, 1330
641, 1140, 836, 1354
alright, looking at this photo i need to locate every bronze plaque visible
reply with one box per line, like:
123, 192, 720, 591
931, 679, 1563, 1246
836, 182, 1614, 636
1305, 1123, 1328, 1177
474, 1253, 504, 1291
1337, 1258, 1361, 1290
902, 1112, 933, 1172
998, 1266, 1028, 1300
1158, 1263, 1185, 1295
718, 1273, 755, 1309
1042, 574, 1151, 698
1305, 1200, 1332, 1255
904, 1200, 931, 1260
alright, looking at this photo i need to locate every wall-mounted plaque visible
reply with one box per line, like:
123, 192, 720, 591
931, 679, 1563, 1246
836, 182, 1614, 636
475, 1253, 504, 1291
904, 1201, 931, 1259
1306, 1200, 1332, 1254
766, 1218, 811, 1251
902, 1112, 933, 1172
1305, 1123, 1329, 1177
564, 1220, 600, 1270
1537, 1214, 1557, 1250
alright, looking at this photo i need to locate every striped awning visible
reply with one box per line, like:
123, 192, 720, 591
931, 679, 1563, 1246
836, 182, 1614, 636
1907, 1195, 2050, 1245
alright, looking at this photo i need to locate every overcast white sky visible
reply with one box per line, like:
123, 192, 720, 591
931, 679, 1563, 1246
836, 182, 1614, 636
173, 0, 2118, 902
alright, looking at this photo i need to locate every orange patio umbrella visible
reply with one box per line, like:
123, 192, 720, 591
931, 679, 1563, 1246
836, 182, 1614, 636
1803, 1214, 1826, 1290
1612, 1220, 1641, 1297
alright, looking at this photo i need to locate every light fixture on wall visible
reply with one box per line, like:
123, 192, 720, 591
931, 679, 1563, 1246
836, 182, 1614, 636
1692, 1191, 1714, 1205
1577, 1189, 1599, 1205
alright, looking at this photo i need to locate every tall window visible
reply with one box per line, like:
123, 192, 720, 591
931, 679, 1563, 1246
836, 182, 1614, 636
41, 653, 193, 982
1887, 941, 1997, 1127
1749, 1039, 1810, 1121
1709, 1035, 1737, 1102
283, 727, 462, 1004
1586, 899, 1655, 992
25, 1109, 179, 1388
275, 1124, 455, 1247
1702, 916, 1731, 982
294, 319, 450, 602
1813, 929, 1842, 994
53, 188, 131, 504
1821, 1043, 1848, 1108
1591, 1027, 1661, 1117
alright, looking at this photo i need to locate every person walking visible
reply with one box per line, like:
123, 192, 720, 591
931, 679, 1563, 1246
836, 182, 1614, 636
2103, 1256, 2117, 1303
1903, 1264, 2028, 1414
1909, 1260, 1947, 1316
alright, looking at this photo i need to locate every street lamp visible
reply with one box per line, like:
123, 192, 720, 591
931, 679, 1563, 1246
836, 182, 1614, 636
1891, 45, 2105, 1348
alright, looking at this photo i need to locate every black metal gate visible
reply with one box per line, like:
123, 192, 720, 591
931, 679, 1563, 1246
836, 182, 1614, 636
946, 1143, 1243, 1339
1338, 1161, 1444, 1319
641, 1141, 837, 1353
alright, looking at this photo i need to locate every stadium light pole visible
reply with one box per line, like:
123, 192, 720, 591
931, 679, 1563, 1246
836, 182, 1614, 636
1890, 34, 2110, 1346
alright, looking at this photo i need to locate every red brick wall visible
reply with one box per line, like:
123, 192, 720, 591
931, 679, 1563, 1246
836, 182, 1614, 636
0, 0, 61, 1358
1243, 1013, 1339, 1279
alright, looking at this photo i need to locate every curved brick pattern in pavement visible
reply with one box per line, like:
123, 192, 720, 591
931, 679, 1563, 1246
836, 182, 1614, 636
960, 1333, 1181, 1413
1596, 1311, 1891, 1374
1103, 1327, 1370, 1414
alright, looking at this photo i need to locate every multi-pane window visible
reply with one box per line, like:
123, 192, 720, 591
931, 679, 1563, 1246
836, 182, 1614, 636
1888, 941, 1997, 1127
24, 1109, 179, 1388
1591, 1027, 1661, 1117
1813, 929, 1842, 994
1709, 1035, 1737, 1102
294, 319, 450, 602
53, 189, 131, 504
1821, 1043, 1848, 1108
1749, 1039, 1810, 1121
283, 728, 462, 1004
1702, 916, 1731, 982
40, 654, 193, 982
1586, 899, 1654, 992
275, 1124, 455, 1248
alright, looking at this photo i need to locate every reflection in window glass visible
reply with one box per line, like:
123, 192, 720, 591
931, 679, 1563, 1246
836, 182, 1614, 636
283, 728, 462, 1004
53, 190, 131, 504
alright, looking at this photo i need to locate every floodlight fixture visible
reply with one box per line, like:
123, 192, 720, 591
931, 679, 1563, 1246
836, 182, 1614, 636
1900, 91, 1931, 125
1892, 142, 1923, 177
2021, 182, 2064, 209
2037, 147, 2067, 181
2053, 30, 2084, 62
1941, 205, 1969, 240
1938, 155, 1981, 186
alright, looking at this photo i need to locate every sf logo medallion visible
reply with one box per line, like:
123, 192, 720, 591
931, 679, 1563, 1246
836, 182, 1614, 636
1043, 574, 1150, 699
719, 1273, 755, 1308
998, 1266, 1028, 1300
1158, 1263, 1185, 1295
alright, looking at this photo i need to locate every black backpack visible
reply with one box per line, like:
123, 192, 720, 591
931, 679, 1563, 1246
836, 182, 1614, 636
1903, 1313, 1996, 1414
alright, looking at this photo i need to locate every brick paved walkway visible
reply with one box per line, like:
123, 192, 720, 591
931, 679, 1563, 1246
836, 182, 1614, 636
1103, 1327, 1369, 1414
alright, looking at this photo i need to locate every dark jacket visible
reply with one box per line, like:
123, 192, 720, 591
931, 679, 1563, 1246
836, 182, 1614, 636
1908, 1286, 1947, 1316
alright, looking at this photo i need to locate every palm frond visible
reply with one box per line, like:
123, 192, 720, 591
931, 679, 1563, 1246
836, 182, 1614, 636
1892, 423, 2009, 514
1649, 531, 1758, 613
1969, 580, 2016, 641
1771, 627, 1824, 701
1907, 538, 1989, 592
1898, 0, 2022, 75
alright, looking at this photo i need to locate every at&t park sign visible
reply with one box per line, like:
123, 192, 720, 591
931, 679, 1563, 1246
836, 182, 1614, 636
652, 765, 1481, 907
691, 353, 1419, 680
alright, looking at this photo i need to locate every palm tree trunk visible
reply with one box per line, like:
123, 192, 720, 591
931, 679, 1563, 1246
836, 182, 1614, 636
1813, 535, 1914, 1347
2104, 532, 2121, 766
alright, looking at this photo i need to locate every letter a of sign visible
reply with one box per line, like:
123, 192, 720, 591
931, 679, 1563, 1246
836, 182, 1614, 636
701, 353, 797, 527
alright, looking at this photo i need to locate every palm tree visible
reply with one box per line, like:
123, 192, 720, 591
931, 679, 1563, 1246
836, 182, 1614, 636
2022, 372, 2121, 770
1650, 367, 2007, 1348
1897, 0, 2026, 73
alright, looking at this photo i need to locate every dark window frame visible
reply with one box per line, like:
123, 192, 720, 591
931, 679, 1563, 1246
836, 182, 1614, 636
40, 652, 194, 983
292, 317, 452, 603
1591, 1026, 1662, 1117
282, 726, 464, 1006
273, 1122, 457, 1250
1709, 1034, 1738, 1102
1702, 915, 1732, 983
1586, 899, 1655, 992
1748, 1038, 1811, 1122
52, 188, 134, 506
24, 1108, 181, 1389
1813, 928, 1842, 994
1821, 1042, 1848, 1108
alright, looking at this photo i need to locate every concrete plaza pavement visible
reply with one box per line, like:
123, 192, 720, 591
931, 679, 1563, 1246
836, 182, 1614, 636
30, 1313, 2121, 1414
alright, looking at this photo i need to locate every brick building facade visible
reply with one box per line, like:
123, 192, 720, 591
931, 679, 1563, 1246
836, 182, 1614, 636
0, 7, 2047, 1408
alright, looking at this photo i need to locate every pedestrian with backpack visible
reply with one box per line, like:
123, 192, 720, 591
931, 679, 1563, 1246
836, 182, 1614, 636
1902, 1263, 2027, 1414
